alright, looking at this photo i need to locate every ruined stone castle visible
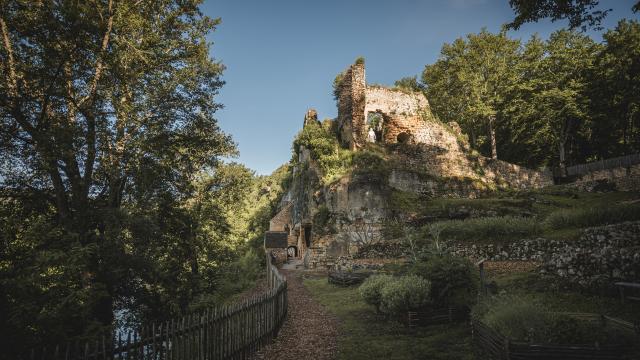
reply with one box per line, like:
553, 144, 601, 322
336, 61, 443, 149
265, 61, 554, 266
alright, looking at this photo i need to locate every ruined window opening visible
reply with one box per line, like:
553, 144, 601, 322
287, 246, 297, 258
366, 112, 384, 142
397, 132, 412, 144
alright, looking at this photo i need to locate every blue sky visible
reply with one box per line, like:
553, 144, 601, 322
201, 0, 638, 175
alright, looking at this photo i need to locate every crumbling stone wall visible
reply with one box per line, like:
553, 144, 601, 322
480, 158, 554, 189
446, 221, 640, 287
364, 86, 434, 145
336, 63, 366, 149
570, 164, 640, 192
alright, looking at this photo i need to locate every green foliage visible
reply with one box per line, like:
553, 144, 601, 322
589, 20, 640, 157
394, 76, 425, 93
293, 120, 353, 184
305, 277, 474, 360
423, 29, 520, 160
389, 190, 423, 214
354, 56, 365, 65
358, 274, 394, 311
352, 150, 388, 179
0, 1, 253, 354
474, 295, 636, 345
333, 71, 346, 101
473, 296, 550, 342
427, 216, 542, 242
381, 219, 407, 240
544, 202, 640, 230
412, 255, 478, 307
506, 0, 634, 31
189, 248, 264, 311
379, 275, 431, 315
313, 205, 334, 235
422, 24, 640, 168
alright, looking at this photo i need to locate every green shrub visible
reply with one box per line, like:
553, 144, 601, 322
428, 216, 542, 242
352, 150, 388, 177
379, 275, 431, 315
475, 296, 549, 342
473, 295, 636, 345
543, 313, 634, 345
412, 254, 477, 307
544, 203, 640, 230
293, 120, 353, 184
359, 274, 394, 311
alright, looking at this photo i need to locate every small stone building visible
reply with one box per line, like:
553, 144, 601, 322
264, 202, 313, 261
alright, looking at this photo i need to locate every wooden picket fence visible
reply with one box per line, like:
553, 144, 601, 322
26, 253, 288, 360
472, 313, 638, 360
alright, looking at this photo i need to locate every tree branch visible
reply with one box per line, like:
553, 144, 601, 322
0, 16, 18, 98
77, 0, 113, 108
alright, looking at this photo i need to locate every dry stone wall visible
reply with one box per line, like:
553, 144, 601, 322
570, 164, 640, 192
446, 221, 640, 287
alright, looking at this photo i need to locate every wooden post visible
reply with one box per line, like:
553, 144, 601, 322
504, 337, 510, 360
476, 258, 487, 297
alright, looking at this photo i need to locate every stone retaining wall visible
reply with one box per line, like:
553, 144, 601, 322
570, 164, 640, 192
447, 221, 640, 287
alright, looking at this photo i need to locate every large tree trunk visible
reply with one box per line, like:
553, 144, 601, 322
558, 141, 566, 168
488, 115, 498, 159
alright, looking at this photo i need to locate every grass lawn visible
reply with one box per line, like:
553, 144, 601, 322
303, 276, 474, 360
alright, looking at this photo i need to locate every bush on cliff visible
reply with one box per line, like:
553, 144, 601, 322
293, 120, 353, 183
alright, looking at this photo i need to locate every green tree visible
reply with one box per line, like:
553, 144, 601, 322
423, 29, 520, 159
0, 0, 236, 353
588, 20, 640, 157
509, 30, 599, 169
506, 0, 639, 31
394, 76, 425, 92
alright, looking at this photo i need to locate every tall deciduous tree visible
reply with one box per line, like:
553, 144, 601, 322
504, 31, 599, 170
0, 0, 234, 350
423, 29, 520, 159
588, 19, 640, 157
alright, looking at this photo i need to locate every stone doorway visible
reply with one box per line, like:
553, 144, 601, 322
287, 246, 298, 258
366, 111, 384, 143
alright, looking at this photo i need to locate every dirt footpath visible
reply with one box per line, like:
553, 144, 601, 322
254, 270, 339, 360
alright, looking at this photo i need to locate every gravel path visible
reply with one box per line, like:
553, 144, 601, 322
254, 270, 339, 360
